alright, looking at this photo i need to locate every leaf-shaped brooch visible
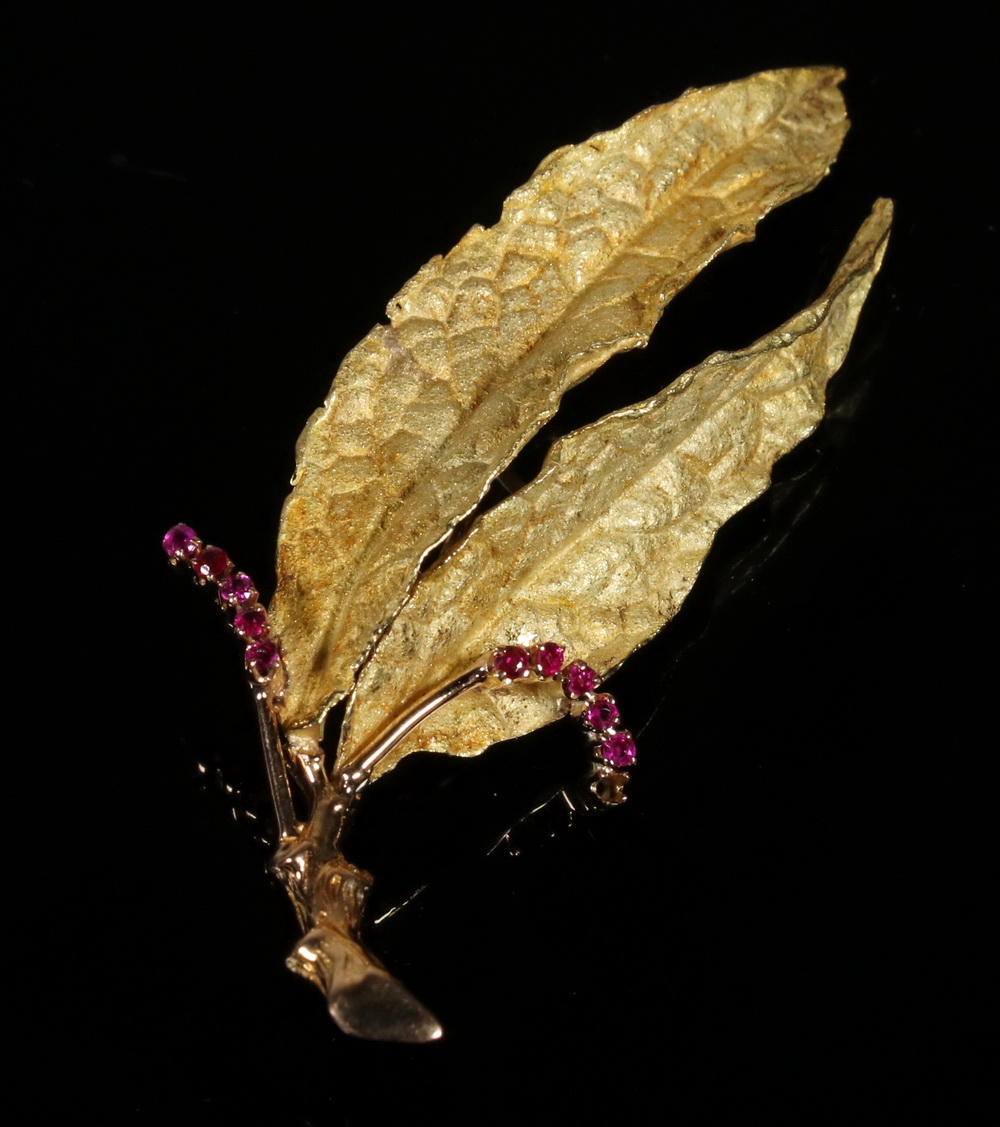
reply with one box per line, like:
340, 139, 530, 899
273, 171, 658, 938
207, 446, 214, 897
164, 67, 891, 1042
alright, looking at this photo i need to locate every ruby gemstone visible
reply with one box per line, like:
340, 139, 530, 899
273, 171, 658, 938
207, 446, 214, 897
162, 523, 200, 560
195, 545, 231, 580
234, 605, 268, 639
219, 571, 257, 606
492, 645, 531, 680
246, 639, 279, 677
564, 662, 600, 697
583, 694, 620, 731
534, 642, 565, 678
601, 732, 636, 768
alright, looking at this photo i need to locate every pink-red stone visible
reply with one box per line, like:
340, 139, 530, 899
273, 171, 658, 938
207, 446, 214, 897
564, 662, 600, 697
246, 638, 279, 677
534, 642, 565, 678
234, 605, 268, 639
162, 523, 200, 560
220, 572, 257, 606
492, 645, 531, 680
195, 545, 231, 580
583, 694, 620, 731
601, 732, 636, 768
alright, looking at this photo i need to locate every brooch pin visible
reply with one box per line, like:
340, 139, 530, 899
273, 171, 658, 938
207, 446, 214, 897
165, 66, 890, 1042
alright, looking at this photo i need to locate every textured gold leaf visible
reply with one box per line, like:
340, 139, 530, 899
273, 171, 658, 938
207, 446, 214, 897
270, 68, 849, 731
338, 200, 892, 777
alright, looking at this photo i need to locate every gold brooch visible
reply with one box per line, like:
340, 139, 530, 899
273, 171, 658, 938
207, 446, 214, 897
165, 66, 891, 1042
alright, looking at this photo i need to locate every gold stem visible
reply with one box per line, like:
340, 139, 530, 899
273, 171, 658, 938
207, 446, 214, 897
339, 663, 490, 784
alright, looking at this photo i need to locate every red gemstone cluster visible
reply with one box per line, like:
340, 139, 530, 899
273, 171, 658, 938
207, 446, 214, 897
490, 643, 637, 786
162, 523, 280, 682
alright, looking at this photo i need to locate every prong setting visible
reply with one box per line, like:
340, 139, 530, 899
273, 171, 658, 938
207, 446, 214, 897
162, 524, 283, 686
485, 641, 636, 802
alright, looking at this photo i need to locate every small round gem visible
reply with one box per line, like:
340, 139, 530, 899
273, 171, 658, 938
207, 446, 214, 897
564, 662, 600, 698
162, 523, 200, 560
534, 642, 565, 678
492, 645, 531, 680
600, 732, 636, 768
195, 545, 231, 580
583, 694, 620, 731
234, 605, 268, 639
246, 638, 279, 678
219, 571, 257, 606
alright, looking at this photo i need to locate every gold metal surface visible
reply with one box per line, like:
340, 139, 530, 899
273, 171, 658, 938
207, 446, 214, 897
270, 68, 850, 733
273, 778, 443, 1042
338, 201, 892, 777
214, 72, 896, 1040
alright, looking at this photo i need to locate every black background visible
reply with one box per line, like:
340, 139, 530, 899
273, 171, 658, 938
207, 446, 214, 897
11, 4, 992, 1123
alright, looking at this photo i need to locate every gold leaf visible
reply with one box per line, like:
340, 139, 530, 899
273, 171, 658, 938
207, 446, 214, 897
270, 68, 849, 731
338, 199, 892, 777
